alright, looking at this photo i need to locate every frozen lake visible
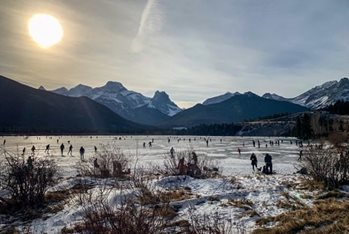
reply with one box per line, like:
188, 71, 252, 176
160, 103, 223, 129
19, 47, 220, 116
0, 135, 303, 177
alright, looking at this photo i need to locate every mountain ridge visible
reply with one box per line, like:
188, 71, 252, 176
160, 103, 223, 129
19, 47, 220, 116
0, 75, 147, 134
160, 92, 308, 127
52, 82, 182, 125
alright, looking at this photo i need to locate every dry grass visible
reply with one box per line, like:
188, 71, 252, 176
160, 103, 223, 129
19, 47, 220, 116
241, 209, 260, 218
45, 183, 93, 203
153, 205, 177, 219
316, 190, 345, 200
158, 189, 193, 203
254, 199, 349, 234
222, 199, 254, 210
298, 177, 326, 191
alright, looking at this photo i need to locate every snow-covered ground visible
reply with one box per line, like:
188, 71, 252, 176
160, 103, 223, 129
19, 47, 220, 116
0, 135, 310, 233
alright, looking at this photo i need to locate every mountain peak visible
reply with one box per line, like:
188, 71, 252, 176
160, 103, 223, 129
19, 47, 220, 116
149, 90, 181, 116
339, 77, 349, 83
203, 92, 240, 105
243, 91, 258, 97
52, 87, 68, 95
104, 81, 125, 90
38, 85, 46, 91
153, 90, 170, 100
74, 84, 92, 89
68, 84, 93, 97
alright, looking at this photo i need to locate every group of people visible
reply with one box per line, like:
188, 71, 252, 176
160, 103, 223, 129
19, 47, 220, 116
177, 151, 201, 177
21, 143, 97, 161
250, 153, 273, 174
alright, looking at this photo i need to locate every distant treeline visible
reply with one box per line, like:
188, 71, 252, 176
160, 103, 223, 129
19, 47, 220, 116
176, 123, 242, 136
245, 112, 290, 122
0, 123, 243, 136
325, 100, 349, 115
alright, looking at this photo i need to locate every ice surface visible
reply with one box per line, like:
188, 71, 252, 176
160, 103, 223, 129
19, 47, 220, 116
0, 135, 310, 233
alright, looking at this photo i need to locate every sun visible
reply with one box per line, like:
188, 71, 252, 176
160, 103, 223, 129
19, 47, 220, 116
28, 14, 64, 48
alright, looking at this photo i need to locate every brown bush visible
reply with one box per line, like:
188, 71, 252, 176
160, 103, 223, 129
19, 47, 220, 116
77, 145, 129, 178
160, 150, 220, 178
0, 149, 58, 209
302, 147, 349, 189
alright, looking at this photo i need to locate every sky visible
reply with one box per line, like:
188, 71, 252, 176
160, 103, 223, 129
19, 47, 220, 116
0, 0, 348, 108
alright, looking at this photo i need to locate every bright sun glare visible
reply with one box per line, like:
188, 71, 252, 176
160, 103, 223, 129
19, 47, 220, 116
28, 14, 63, 48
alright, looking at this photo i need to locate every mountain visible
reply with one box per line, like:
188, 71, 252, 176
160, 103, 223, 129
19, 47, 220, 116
148, 91, 181, 116
52, 82, 181, 125
262, 93, 289, 102
52, 87, 68, 95
0, 76, 146, 134
262, 78, 349, 109
203, 92, 240, 105
38, 85, 46, 91
291, 78, 349, 109
160, 92, 307, 127
66, 84, 93, 97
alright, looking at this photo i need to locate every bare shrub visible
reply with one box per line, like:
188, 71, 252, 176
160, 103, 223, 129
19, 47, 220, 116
327, 132, 349, 148
77, 145, 129, 178
302, 147, 349, 189
66, 179, 173, 234
0, 148, 58, 209
160, 150, 220, 178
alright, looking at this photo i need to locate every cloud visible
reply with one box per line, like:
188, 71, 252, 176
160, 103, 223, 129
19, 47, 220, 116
131, 0, 164, 53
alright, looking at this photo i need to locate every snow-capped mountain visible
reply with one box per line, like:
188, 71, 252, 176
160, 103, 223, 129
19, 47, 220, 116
52, 81, 182, 125
262, 78, 349, 109
66, 84, 93, 97
148, 91, 182, 116
262, 93, 289, 102
203, 92, 240, 105
291, 78, 349, 109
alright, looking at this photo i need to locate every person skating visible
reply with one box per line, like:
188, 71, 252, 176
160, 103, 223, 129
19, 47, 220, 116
80, 146, 85, 161
27, 156, 34, 171
45, 144, 50, 154
31, 145, 36, 156
192, 152, 198, 165
298, 150, 303, 161
94, 158, 99, 168
60, 143, 65, 156
68, 144, 73, 156
264, 153, 273, 174
170, 147, 175, 158
250, 153, 258, 171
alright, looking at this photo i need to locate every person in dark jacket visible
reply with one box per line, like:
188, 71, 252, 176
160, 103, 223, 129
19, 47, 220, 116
250, 153, 258, 171
60, 143, 65, 156
45, 144, 50, 154
80, 146, 85, 161
264, 153, 273, 174
68, 144, 73, 156
31, 145, 36, 156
